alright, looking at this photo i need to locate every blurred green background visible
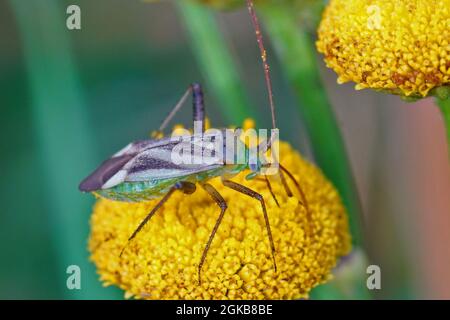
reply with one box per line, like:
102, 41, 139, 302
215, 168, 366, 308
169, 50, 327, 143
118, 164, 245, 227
1, 0, 449, 299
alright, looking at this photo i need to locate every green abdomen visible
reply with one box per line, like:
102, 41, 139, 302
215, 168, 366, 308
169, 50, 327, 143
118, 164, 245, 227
94, 164, 245, 202
95, 178, 179, 202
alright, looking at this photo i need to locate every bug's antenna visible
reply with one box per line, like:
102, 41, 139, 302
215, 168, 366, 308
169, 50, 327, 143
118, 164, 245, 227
247, 0, 296, 206
246, 0, 276, 130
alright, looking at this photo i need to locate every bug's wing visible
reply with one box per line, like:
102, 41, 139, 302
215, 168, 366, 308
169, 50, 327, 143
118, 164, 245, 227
112, 136, 183, 157
79, 135, 224, 191
79, 153, 136, 192
78, 137, 180, 192
124, 137, 224, 182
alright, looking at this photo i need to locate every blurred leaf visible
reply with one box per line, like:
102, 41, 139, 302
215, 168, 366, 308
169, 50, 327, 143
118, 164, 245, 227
436, 97, 450, 157
10, 0, 122, 299
259, 2, 365, 247
175, 0, 256, 125
311, 249, 372, 300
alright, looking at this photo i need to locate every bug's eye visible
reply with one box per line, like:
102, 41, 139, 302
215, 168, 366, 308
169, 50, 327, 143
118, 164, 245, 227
249, 163, 258, 172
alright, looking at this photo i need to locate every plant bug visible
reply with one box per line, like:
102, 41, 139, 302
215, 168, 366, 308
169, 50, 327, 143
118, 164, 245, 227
79, 0, 309, 284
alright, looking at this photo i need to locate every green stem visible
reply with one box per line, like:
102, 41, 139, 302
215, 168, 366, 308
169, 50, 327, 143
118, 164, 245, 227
175, 0, 255, 125
10, 0, 121, 299
436, 97, 450, 155
259, 4, 364, 247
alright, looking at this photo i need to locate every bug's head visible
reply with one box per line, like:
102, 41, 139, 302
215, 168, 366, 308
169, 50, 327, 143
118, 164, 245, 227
246, 161, 280, 181
244, 128, 279, 180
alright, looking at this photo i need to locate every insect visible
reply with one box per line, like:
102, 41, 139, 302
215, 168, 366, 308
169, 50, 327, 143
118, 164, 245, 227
79, 0, 309, 284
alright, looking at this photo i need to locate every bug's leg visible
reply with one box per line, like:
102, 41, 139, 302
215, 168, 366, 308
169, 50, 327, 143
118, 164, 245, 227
156, 86, 193, 136
278, 168, 293, 197
120, 181, 196, 257
260, 135, 292, 198
278, 164, 312, 236
253, 176, 280, 207
192, 83, 205, 133
263, 175, 280, 207
279, 164, 310, 217
222, 179, 277, 272
198, 183, 228, 285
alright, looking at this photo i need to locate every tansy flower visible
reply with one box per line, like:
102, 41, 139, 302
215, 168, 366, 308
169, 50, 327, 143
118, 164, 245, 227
88, 123, 351, 300
316, 0, 450, 98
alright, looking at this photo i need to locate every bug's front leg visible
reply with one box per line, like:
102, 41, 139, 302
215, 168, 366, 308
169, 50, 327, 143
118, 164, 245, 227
120, 181, 196, 257
279, 164, 309, 215
253, 175, 280, 207
156, 83, 206, 136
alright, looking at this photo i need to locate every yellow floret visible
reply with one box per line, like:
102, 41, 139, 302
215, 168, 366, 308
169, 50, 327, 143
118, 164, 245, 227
317, 0, 450, 97
89, 137, 351, 299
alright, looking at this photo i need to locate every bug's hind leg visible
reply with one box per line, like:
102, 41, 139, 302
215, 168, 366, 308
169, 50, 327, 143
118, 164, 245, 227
154, 82, 206, 136
198, 183, 228, 284
222, 179, 277, 272
156, 87, 193, 136
120, 181, 196, 257
191, 83, 205, 133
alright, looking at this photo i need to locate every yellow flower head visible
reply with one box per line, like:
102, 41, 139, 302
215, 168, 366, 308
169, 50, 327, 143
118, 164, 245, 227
89, 125, 351, 300
316, 0, 450, 98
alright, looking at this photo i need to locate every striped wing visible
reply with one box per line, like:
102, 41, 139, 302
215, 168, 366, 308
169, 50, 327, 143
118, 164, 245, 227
79, 134, 224, 192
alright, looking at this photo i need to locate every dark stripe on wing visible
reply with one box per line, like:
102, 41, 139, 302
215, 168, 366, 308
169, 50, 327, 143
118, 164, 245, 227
128, 156, 182, 173
79, 154, 135, 192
